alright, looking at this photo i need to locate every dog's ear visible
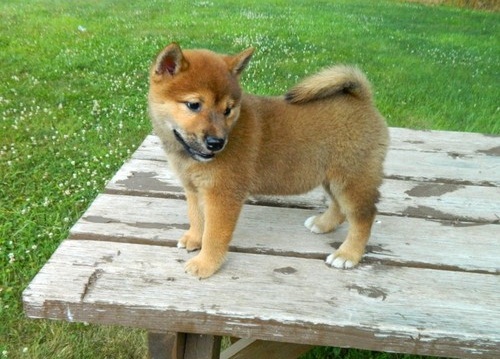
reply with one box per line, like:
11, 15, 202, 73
153, 42, 189, 77
225, 47, 254, 76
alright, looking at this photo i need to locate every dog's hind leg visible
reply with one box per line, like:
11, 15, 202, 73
326, 183, 379, 269
304, 181, 346, 234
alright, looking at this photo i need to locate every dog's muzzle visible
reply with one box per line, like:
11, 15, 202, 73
173, 130, 223, 162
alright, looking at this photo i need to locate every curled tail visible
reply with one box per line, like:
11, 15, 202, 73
285, 65, 373, 104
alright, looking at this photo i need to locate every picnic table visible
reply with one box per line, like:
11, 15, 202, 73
23, 127, 500, 358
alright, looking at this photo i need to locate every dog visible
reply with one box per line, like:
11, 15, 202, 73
148, 42, 389, 278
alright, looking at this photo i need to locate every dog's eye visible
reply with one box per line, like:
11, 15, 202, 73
223, 107, 232, 116
185, 102, 201, 112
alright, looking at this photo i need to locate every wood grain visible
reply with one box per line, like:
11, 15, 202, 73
105, 158, 500, 222
23, 240, 500, 359
70, 194, 499, 273
23, 128, 500, 359
125, 131, 500, 186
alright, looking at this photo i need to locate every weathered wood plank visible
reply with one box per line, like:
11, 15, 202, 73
105, 157, 328, 207
137, 129, 500, 162
220, 338, 313, 359
132, 135, 165, 161
126, 133, 500, 186
105, 159, 184, 198
23, 240, 500, 359
105, 159, 500, 221
381, 179, 500, 222
388, 127, 500, 154
70, 194, 499, 273
385, 149, 499, 186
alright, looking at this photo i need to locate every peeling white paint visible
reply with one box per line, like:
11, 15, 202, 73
66, 307, 74, 322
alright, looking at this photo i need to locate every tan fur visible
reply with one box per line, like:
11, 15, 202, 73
149, 43, 389, 278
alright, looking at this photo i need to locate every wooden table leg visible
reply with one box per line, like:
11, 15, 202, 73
148, 332, 186, 359
148, 332, 221, 359
184, 334, 222, 359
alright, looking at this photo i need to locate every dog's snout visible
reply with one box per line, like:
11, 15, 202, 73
205, 136, 226, 152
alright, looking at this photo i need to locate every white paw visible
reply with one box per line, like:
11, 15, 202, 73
177, 241, 186, 249
326, 253, 355, 269
304, 216, 322, 234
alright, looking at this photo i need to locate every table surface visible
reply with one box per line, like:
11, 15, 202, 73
24, 128, 500, 359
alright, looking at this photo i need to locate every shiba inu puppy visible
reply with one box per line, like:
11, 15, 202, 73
149, 42, 389, 278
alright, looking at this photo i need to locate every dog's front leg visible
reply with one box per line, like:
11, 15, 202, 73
177, 190, 204, 251
185, 189, 244, 278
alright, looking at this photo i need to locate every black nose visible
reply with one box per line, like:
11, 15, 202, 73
205, 136, 226, 152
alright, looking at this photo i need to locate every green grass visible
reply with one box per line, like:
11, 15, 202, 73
0, 0, 498, 358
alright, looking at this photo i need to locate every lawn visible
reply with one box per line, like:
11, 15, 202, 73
0, 0, 498, 358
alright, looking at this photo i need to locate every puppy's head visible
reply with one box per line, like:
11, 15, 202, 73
148, 42, 254, 162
